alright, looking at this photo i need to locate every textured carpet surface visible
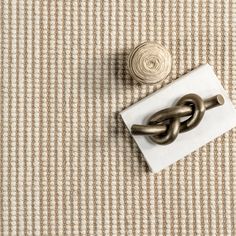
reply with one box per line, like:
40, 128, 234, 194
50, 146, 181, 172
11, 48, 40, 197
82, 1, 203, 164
0, 0, 236, 235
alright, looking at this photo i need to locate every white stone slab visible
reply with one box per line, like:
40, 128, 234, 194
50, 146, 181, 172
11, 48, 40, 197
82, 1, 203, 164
120, 64, 236, 173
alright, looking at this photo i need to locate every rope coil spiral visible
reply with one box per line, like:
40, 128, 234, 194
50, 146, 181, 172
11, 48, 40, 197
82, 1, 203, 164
128, 42, 172, 84
131, 94, 225, 145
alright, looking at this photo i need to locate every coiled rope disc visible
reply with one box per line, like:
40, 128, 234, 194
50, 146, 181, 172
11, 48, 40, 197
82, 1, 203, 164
128, 42, 172, 84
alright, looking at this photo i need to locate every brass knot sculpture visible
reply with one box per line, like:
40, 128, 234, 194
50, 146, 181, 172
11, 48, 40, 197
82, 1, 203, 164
131, 93, 225, 145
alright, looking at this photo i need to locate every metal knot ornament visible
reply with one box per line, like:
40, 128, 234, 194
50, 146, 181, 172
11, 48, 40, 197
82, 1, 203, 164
131, 93, 225, 145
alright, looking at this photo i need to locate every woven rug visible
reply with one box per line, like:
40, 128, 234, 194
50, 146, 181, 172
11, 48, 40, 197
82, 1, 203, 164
0, 0, 235, 235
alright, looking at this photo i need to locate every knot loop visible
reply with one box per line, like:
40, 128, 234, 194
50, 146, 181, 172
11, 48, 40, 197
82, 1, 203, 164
131, 94, 224, 145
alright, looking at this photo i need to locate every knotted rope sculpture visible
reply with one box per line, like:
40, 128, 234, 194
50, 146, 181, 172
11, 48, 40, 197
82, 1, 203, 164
128, 42, 172, 84
131, 94, 225, 145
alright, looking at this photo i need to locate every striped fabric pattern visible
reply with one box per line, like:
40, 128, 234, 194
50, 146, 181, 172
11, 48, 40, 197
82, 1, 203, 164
0, 0, 235, 235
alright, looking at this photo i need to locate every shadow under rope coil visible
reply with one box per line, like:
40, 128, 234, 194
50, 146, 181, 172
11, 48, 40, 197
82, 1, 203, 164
128, 42, 172, 84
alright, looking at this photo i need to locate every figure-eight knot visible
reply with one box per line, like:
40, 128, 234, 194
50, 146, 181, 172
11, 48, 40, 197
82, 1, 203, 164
131, 94, 224, 145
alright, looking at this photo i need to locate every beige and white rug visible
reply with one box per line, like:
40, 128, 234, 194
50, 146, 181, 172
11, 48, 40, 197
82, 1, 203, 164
0, 0, 235, 235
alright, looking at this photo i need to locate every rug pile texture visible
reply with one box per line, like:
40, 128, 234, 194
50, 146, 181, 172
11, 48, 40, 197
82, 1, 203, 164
0, 0, 235, 235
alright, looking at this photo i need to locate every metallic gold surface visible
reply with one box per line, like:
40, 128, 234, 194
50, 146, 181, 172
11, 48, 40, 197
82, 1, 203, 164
131, 94, 224, 145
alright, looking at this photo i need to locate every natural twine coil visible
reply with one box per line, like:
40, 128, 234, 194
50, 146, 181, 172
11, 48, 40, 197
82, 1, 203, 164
128, 42, 172, 84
